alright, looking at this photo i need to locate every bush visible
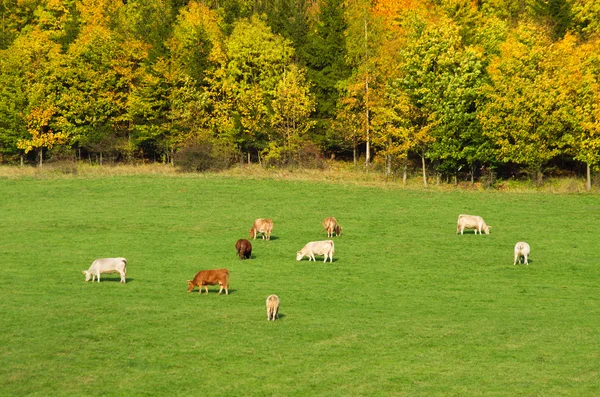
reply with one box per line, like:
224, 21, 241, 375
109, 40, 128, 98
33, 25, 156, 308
174, 139, 236, 172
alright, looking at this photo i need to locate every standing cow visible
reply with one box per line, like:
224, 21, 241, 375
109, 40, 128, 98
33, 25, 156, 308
249, 218, 273, 240
296, 240, 335, 263
456, 214, 492, 235
322, 216, 342, 238
187, 269, 230, 295
266, 294, 280, 321
235, 239, 252, 260
514, 242, 531, 265
82, 257, 127, 283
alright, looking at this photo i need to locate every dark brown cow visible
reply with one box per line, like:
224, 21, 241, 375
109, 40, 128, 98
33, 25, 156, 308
187, 269, 229, 295
235, 239, 252, 260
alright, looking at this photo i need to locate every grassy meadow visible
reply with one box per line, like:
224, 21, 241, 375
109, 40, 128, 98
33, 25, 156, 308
0, 174, 599, 396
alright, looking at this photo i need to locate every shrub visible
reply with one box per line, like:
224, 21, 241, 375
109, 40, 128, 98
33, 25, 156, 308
174, 139, 236, 172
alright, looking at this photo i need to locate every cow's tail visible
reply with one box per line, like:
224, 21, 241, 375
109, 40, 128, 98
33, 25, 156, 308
225, 270, 230, 288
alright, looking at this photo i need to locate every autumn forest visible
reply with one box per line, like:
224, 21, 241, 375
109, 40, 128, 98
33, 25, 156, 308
1, 0, 599, 186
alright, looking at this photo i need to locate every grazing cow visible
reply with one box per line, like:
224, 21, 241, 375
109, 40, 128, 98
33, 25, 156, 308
514, 242, 531, 265
187, 269, 229, 295
249, 218, 273, 240
235, 239, 252, 260
82, 258, 127, 283
266, 294, 280, 321
322, 216, 342, 238
456, 214, 492, 235
296, 240, 335, 263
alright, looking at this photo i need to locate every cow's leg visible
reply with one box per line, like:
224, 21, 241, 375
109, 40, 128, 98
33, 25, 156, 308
218, 283, 224, 295
524, 255, 528, 265
514, 254, 517, 265
97, 271, 101, 283
198, 283, 203, 294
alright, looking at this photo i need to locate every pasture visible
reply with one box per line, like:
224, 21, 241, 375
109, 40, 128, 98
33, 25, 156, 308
1, 175, 599, 396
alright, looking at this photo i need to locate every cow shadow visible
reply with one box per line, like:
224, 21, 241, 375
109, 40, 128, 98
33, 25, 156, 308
92, 277, 134, 283
189, 289, 237, 295
515, 258, 534, 265
298, 257, 338, 263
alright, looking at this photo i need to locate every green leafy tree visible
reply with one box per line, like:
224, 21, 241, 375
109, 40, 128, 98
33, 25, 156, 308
270, 64, 316, 163
478, 22, 568, 184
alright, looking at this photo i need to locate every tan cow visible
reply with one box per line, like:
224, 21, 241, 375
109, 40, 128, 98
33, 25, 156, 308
187, 269, 230, 295
296, 240, 335, 263
456, 214, 491, 235
514, 242, 530, 265
322, 216, 342, 238
82, 258, 127, 283
266, 294, 280, 321
249, 218, 273, 240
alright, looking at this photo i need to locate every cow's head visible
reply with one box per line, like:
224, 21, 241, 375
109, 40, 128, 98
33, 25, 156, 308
484, 226, 492, 235
296, 251, 304, 261
335, 225, 342, 236
187, 280, 195, 292
248, 228, 254, 238
82, 270, 92, 282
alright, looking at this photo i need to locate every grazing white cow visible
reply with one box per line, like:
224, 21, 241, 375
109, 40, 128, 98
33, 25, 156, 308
266, 294, 280, 321
514, 242, 531, 265
296, 240, 335, 263
456, 214, 491, 235
82, 258, 127, 283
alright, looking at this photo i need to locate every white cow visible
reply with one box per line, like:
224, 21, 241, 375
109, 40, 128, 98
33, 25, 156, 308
82, 258, 127, 283
296, 240, 335, 263
266, 294, 280, 321
456, 214, 491, 235
514, 242, 530, 265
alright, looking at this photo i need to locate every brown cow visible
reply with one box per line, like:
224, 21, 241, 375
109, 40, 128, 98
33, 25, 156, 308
187, 269, 229, 295
235, 239, 252, 260
322, 216, 342, 237
249, 218, 273, 240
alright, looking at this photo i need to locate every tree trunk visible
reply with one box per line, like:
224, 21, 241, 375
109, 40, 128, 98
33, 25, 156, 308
353, 135, 357, 166
454, 174, 458, 186
364, 17, 370, 168
421, 153, 427, 187
38, 148, 43, 167
247, 151, 251, 165
586, 162, 591, 192
20, 153, 24, 168
100, 152, 103, 166
402, 158, 407, 185
471, 166, 475, 185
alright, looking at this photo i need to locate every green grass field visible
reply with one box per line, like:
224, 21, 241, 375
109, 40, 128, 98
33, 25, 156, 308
1, 175, 599, 396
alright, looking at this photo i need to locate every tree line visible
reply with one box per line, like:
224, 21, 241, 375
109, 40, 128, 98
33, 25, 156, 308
1, 0, 599, 187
